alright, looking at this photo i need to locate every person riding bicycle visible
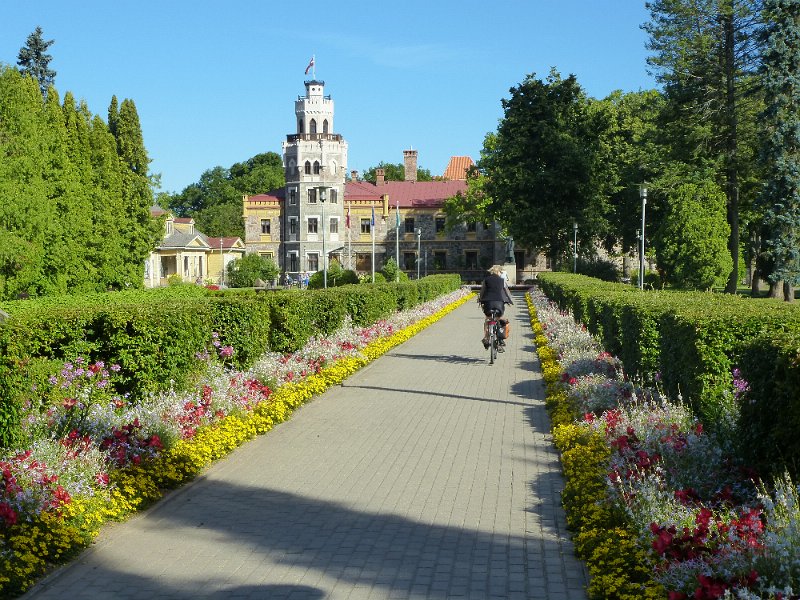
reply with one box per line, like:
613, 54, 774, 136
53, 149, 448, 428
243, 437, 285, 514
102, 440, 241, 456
478, 265, 513, 350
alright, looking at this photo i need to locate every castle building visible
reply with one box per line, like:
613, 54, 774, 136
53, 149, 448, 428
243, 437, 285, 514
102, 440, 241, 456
242, 80, 545, 283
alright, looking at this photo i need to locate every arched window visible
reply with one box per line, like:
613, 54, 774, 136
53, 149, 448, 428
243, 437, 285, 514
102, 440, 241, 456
299, 119, 304, 134
310, 119, 317, 134
304, 161, 311, 175
323, 119, 329, 134
313, 161, 321, 175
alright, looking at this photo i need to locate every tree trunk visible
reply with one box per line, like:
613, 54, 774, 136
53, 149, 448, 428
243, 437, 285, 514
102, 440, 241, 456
784, 281, 795, 303
769, 280, 783, 298
723, 13, 740, 294
750, 271, 761, 297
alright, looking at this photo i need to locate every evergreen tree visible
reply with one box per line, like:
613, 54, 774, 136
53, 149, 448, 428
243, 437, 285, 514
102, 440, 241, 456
111, 97, 160, 287
654, 178, 733, 289
0, 67, 53, 298
757, 0, 800, 301
16, 26, 57, 99
644, 0, 763, 292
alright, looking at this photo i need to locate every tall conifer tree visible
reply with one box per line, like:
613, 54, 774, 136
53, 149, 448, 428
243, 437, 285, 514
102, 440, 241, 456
644, 0, 763, 292
16, 26, 56, 99
758, 0, 800, 300
111, 97, 159, 286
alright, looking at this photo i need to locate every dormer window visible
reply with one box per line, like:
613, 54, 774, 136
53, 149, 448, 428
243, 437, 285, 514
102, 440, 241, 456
166, 220, 173, 235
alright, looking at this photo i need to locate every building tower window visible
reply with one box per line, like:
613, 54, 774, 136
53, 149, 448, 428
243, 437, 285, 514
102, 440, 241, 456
304, 161, 311, 175
299, 119, 304, 134
404, 217, 415, 234
329, 189, 337, 203
323, 119, 329, 134
289, 189, 296, 205
308, 218, 318, 234
261, 219, 270, 234
308, 188, 317, 203
310, 119, 317, 134
313, 161, 321, 175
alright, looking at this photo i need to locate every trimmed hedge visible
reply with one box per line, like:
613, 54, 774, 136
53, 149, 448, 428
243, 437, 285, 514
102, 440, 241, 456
0, 274, 462, 447
537, 273, 800, 429
739, 330, 800, 480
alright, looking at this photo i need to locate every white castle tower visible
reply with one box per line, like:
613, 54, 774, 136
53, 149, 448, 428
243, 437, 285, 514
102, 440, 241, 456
281, 79, 348, 277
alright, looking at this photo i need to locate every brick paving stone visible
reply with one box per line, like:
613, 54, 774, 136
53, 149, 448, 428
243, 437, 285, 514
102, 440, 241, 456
22, 292, 589, 600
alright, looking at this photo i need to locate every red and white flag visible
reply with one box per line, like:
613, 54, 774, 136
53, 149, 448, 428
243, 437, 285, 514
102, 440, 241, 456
304, 56, 315, 75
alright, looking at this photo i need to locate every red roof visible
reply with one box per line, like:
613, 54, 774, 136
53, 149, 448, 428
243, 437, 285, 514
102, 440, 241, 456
173, 217, 194, 224
344, 180, 466, 208
207, 236, 243, 249
245, 189, 284, 204
442, 156, 475, 181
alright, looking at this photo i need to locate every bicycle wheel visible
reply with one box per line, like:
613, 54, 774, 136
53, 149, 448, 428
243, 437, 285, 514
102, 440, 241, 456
489, 328, 497, 364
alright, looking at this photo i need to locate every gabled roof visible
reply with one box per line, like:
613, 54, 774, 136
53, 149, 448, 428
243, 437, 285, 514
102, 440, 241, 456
344, 180, 466, 208
207, 236, 246, 250
442, 156, 475, 181
159, 231, 211, 250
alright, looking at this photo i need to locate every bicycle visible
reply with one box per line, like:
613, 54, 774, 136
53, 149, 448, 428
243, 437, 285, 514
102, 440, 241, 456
485, 308, 504, 364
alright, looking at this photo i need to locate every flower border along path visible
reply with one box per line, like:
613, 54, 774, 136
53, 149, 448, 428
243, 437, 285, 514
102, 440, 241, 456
525, 291, 664, 600
0, 290, 474, 599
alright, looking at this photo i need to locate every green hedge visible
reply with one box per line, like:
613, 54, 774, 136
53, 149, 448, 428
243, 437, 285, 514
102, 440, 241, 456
537, 273, 800, 428
739, 330, 800, 480
0, 275, 462, 447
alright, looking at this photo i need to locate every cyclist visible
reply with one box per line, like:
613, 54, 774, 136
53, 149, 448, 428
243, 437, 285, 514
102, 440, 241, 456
478, 265, 513, 351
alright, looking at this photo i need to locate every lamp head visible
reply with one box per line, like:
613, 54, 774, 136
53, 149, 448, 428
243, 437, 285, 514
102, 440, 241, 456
319, 187, 326, 202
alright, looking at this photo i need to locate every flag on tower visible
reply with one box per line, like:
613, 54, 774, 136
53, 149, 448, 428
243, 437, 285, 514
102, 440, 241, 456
346, 203, 351, 229
304, 56, 315, 75
371, 204, 375, 227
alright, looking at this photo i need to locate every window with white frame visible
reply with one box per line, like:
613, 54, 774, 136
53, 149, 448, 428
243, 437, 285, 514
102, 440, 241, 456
308, 218, 318, 234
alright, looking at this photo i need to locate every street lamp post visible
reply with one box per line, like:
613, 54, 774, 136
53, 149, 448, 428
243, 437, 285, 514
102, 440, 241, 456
415, 228, 421, 279
319, 187, 327, 289
639, 185, 647, 290
573, 222, 578, 274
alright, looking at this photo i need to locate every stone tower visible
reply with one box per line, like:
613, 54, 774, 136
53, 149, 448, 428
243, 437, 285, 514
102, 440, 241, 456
281, 80, 348, 276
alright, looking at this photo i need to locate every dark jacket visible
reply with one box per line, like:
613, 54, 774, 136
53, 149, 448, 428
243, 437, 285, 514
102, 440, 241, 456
479, 273, 513, 305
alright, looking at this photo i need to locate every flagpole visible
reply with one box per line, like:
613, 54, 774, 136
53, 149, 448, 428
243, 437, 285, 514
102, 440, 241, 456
312, 54, 316, 79
347, 201, 351, 271
395, 200, 400, 282
371, 203, 375, 283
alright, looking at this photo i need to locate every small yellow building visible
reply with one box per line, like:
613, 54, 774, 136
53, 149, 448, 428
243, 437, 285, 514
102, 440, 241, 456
145, 208, 245, 288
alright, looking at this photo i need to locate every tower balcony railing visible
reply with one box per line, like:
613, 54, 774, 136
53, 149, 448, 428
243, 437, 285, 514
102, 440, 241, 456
286, 133, 343, 143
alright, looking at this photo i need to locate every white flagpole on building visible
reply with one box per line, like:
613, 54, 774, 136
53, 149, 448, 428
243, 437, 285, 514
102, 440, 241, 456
347, 201, 352, 271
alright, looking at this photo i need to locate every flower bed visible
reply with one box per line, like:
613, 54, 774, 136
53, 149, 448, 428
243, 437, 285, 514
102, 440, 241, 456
527, 288, 800, 600
0, 288, 473, 598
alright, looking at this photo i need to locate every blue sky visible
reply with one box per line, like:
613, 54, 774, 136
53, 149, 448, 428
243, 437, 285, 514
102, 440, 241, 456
2, 1, 657, 194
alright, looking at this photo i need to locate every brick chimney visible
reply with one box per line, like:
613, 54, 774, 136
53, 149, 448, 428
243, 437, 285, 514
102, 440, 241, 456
376, 168, 385, 186
403, 149, 418, 182
350, 170, 358, 181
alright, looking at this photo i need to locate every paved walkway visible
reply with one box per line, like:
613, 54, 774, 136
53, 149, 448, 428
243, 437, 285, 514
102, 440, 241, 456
23, 292, 589, 600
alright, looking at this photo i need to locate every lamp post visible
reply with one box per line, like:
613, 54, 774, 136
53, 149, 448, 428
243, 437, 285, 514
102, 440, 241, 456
639, 184, 647, 290
415, 228, 421, 279
573, 222, 578, 273
319, 186, 327, 289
